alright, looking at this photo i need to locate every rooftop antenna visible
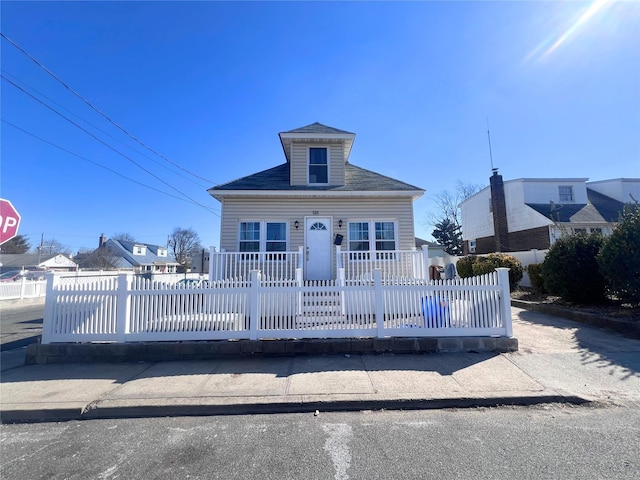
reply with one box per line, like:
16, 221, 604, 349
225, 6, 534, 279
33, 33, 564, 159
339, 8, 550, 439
486, 117, 495, 172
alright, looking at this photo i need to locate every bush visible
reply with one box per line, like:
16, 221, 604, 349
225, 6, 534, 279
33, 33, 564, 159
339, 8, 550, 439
542, 232, 606, 304
456, 255, 477, 278
527, 263, 545, 293
471, 253, 524, 290
598, 204, 640, 305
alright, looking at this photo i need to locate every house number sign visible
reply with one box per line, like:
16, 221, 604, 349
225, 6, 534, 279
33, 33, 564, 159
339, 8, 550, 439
312, 210, 319, 215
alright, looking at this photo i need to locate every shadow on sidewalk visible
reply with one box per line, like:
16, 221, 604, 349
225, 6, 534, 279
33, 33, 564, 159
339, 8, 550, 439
515, 309, 640, 380
0, 352, 499, 383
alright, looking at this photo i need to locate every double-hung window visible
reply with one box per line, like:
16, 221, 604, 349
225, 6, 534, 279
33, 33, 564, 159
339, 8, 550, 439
559, 186, 574, 203
309, 147, 328, 184
348, 221, 397, 259
239, 221, 287, 256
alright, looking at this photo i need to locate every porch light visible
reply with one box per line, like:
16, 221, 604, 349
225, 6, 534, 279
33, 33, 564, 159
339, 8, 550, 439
338, 219, 343, 229
294, 220, 299, 230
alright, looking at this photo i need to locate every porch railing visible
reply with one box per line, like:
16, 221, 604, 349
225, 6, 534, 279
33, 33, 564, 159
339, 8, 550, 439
209, 248, 302, 281
337, 246, 429, 281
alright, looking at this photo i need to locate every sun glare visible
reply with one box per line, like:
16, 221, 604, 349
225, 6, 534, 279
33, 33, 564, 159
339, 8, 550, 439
525, 0, 622, 62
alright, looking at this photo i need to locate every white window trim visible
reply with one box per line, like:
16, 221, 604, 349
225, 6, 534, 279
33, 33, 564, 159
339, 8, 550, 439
347, 220, 398, 257
237, 220, 289, 253
307, 146, 330, 186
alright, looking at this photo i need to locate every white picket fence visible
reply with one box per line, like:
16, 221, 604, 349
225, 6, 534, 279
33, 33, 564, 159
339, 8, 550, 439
41, 268, 513, 344
0, 278, 47, 300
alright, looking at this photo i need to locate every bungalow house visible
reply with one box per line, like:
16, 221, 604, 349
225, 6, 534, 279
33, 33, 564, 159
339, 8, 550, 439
208, 123, 425, 281
460, 172, 639, 254
0, 253, 77, 274
99, 236, 180, 273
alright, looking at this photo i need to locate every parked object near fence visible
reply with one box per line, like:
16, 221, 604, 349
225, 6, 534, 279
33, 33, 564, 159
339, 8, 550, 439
41, 268, 513, 344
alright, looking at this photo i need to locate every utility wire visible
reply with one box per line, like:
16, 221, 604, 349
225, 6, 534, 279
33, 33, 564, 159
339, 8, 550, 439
3, 118, 220, 217
1, 76, 219, 216
1, 68, 211, 189
1, 32, 217, 186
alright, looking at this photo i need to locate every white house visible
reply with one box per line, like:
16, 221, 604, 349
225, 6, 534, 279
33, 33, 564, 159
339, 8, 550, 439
460, 172, 639, 254
208, 123, 425, 281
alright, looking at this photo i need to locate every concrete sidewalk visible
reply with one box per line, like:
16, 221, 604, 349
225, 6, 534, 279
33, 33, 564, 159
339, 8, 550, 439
2, 307, 639, 422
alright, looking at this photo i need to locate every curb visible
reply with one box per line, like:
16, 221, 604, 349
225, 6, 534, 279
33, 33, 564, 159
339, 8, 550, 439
0, 394, 591, 424
25, 336, 519, 365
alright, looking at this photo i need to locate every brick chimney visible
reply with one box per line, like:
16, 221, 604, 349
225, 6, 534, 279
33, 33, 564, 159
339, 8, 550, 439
489, 169, 510, 252
99, 233, 107, 248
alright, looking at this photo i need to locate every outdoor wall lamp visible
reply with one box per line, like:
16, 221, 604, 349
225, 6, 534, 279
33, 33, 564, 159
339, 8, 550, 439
338, 219, 343, 229
294, 220, 299, 230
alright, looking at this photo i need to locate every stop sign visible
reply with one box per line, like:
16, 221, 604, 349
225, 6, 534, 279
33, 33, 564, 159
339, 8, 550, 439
0, 199, 21, 245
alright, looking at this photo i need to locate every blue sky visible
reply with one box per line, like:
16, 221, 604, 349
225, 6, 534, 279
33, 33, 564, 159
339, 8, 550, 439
1, 1, 638, 253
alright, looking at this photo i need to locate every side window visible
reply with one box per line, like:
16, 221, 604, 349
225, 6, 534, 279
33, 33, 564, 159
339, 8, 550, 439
309, 147, 328, 184
239, 222, 260, 252
266, 222, 287, 252
348, 222, 369, 251
375, 222, 396, 251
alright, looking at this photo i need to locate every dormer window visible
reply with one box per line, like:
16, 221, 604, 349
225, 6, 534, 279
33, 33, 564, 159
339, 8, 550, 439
157, 247, 167, 257
309, 147, 328, 184
559, 186, 574, 203
133, 245, 146, 256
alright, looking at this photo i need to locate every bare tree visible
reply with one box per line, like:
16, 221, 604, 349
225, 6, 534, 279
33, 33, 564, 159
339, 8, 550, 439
38, 238, 69, 255
75, 246, 121, 270
169, 227, 203, 272
112, 232, 136, 243
427, 181, 483, 254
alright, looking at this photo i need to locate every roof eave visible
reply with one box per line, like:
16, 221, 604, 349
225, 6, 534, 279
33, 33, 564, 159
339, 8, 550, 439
209, 189, 424, 200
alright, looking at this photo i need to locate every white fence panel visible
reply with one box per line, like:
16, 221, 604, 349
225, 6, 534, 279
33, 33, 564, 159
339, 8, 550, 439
41, 268, 513, 344
0, 279, 47, 300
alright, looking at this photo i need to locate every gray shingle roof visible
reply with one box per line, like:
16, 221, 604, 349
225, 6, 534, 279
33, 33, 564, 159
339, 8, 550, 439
209, 162, 423, 193
107, 240, 179, 267
280, 122, 354, 135
525, 188, 626, 223
0, 253, 59, 269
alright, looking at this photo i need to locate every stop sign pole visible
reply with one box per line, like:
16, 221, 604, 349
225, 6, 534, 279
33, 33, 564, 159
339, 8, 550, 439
0, 199, 22, 246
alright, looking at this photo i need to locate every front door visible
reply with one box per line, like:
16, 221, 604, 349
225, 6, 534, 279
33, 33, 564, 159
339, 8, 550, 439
305, 217, 332, 281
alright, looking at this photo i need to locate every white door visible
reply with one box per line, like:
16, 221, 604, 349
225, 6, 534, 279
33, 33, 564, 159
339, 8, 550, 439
305, 217, 332, 281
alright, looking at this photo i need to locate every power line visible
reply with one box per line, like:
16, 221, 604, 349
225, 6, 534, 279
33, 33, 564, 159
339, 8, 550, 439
2, 118, 220, 217
1, 32, 217, 186
2, 75, 219, 215
1, 68, 211, 189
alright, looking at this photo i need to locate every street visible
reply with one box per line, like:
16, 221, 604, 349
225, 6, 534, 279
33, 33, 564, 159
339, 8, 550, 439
1, 405, 639, 479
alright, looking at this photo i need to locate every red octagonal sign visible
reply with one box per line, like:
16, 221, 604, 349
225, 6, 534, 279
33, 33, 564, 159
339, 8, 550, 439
0, 199, 22, 246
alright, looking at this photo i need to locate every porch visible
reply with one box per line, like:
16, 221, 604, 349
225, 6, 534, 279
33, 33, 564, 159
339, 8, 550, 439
209, 245, 433, 282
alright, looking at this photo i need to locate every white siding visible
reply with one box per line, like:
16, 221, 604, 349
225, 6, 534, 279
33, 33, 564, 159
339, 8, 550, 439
289, 142, 345, 187
506, 181, 551, 232
521, 179, 588, 204
460, 187, 493, 240
588, 179, 640, 203
219, 196, 416, 253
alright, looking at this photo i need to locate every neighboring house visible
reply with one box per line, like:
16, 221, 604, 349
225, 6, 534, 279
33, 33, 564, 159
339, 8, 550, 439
97, 236, 180, 273
0, 253, 78, 273
208, 122, 425, 281
460, 171, 639, 254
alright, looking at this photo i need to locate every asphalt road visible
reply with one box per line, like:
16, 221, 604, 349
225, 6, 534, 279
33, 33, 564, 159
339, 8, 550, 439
0, 299, 44, 351
1, 404, 639, 480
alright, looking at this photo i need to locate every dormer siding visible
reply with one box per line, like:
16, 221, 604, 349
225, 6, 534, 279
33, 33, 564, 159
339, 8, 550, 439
289, 142, 346, 187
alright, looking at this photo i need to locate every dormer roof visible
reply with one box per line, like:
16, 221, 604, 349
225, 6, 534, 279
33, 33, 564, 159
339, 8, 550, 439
279, 122, 355, 163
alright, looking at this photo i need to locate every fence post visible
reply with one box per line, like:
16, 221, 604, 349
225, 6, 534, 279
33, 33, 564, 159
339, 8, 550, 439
249, 270, 261, 340
208, 246, 216, 281
336, 245, 342, 270
18, 276, 27, 300
298, 245, 304, 270
374, 269, 385, 337
296, 268, 303, 315
116, 273, 132, 343
421, 245, 430, 280
339, 267, 346, 316
496, 268, 513, 337
41, 272, 59, 344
